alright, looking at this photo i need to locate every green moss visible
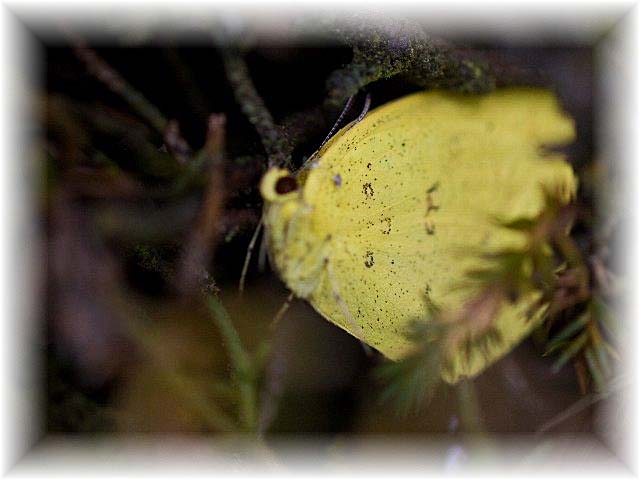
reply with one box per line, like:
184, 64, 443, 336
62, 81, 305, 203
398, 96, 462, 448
324, 20, 495, 108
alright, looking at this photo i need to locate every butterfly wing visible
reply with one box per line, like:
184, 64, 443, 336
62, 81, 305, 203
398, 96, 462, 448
300, 88, 576, 382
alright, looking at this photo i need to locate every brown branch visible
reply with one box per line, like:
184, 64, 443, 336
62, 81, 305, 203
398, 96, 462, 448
163, 120, 192, 164
175, 114, 228, 295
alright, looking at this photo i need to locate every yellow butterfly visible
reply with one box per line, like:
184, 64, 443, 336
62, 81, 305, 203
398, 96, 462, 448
259, 88, 576, 383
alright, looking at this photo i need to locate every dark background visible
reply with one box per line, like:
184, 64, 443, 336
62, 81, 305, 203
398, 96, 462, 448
43, 30, 597, 435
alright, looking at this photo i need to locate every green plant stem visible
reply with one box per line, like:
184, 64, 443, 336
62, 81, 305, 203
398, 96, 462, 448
456, 379, 483, 434
157, 364, 238, 432
168, 147, 211, 194
207, 296, 258, 432
123, 310, 237, 432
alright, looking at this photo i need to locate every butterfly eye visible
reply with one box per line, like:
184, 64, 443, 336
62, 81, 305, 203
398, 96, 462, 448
260, 167, 298, 203
275, 175, 298, 195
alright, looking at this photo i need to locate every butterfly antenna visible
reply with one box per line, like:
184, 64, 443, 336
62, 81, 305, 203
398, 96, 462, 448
318, 95, 355, 150
355, 93, 372, 124
239, 218, 264, 294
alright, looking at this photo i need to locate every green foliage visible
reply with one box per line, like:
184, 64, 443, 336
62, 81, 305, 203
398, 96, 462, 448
377, 186, 617, 414
544, 311, 590, 355
207, 296, 260, 431
544, 297, 618, 392
375, 321, 444, 417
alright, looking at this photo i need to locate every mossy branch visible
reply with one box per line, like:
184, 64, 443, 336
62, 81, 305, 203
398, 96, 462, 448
222, 51, 293, 168
324, 18, 495, 108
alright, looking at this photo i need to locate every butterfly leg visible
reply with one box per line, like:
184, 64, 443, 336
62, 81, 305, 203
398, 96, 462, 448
257, 225, 269, 273
325, 259, 373, 356
270, 291, 295, 331
239, 217, 264, 293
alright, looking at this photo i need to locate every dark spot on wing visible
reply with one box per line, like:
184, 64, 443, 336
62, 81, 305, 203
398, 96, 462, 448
364, 251, 374, 268
381, 217, 391, 234
333, 173, 342, 186
425, 181, 440, 235
362, 182, 374, 198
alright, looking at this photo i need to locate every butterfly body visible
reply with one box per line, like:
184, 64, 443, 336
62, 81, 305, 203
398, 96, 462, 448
260, 88, 576, 382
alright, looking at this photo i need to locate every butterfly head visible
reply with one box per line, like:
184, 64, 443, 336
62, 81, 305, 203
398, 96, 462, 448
260, 167, 299, 203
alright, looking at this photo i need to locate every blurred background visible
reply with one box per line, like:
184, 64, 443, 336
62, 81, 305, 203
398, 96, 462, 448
5, 8, 628, 454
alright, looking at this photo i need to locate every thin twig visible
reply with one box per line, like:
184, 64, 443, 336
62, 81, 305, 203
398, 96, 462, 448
163, 119, 192, 164
535, 376, 629, 435
163, 46, 211, 122
68, 33, 168, 135
67, 32, 197, 171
